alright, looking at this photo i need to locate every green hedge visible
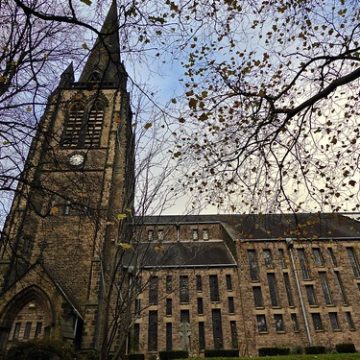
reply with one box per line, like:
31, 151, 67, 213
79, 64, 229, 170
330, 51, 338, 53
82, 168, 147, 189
127, 354, 145, 360
336, 343, 357, 353
204, 349, 239, 357
5, 339, 74, 360
258, 347, 290, 356
159, 351, 188, 360
305, 346, 326, 354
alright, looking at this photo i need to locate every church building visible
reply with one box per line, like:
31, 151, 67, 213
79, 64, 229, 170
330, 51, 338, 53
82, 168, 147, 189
1, 2, 360, 358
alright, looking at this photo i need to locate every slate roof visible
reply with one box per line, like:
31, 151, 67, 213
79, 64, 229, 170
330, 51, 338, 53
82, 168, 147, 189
134, 213, 360, 240
124, 241, 236, 268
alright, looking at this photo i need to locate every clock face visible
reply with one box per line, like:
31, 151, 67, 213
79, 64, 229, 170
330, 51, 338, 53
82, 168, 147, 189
69, 153, 85, 166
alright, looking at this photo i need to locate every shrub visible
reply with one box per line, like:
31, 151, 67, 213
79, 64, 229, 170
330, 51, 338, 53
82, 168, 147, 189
5, 339, 74, 360
127, 354, 145, 360
204, 349, 239, 357
258, 347, 290, 356
305, 346, 326, 354
159, 351, 188, 360
336, 343, 356, 353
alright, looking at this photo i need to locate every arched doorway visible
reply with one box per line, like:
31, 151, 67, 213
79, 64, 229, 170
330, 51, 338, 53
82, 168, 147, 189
0, 286, 54, 348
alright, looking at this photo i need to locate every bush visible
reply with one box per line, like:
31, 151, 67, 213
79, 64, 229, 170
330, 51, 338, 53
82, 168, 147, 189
305, 346, 326, 354
159, 351, 188, 360
5, 339, 74, 360
204, 349, 239, 357
127, 354, 145, 360
336, 343, 356, 353
258, 347, 290, 356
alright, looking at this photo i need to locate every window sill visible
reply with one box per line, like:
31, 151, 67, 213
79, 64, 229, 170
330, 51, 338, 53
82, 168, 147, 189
325, 304, 336, 307
258, 331, 269, 335
309, 305, 319, 308
315, 329, 324, 332
272, 306, 282, 309
332, 329, 342, 332
255, 306, 265, 310
276, 331, 286, 334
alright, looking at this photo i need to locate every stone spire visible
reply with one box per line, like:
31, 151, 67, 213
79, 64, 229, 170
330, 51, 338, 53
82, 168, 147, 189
79, 0, 126, 87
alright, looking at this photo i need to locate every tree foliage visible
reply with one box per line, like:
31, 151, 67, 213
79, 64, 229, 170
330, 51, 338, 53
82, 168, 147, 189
175, 0, 360, 213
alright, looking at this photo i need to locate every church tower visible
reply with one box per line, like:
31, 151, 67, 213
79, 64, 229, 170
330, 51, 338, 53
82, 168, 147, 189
0, 1, 134, 352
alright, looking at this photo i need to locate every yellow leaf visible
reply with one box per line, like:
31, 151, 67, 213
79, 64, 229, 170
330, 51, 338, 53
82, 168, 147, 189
119, 242, 133, 250
144, 122, 152, 130
26, 106, 32, 112
116, 213, 127, 220
50, 207, 59, 215
80, 0, 92, 5
0, 75, 7, 84
82, 42, 89, 50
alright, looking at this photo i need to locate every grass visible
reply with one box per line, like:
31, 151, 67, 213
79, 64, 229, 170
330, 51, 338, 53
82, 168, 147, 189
185, 355, 360, 360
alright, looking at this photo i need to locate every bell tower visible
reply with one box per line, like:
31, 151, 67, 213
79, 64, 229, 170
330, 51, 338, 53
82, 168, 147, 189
0, 1, 134, 351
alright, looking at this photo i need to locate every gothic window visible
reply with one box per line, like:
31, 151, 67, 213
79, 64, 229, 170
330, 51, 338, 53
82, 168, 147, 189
298, 249, 311, 280
247, 250, 259, 281
132, 324, 140, 351
347, 248, 360, 278
228, 297, 235, 313
158, 229, 164, 241
253, 286, 264, 308
212, 309, 223, 349
305, 285, 317, 306
345, 312, 356, 330
179, 275, 189, 303
230, 321, 238, 349
61, 100, 104, 148
334, 271, 347, 304
256, 315, 268, 332
319, 272, 332, 305
166, 298, 172, 316
312, 248, 324, 266
147, 230, 154, 241
263, 249, 273, 267
24, 322, 32, 339
148, 311, 158, 351
166, 275, 172, 293
83, 101, 104, 147
148, 276, 158, 305
328, 248, 338, 267
267, 273, 280, 307
88, 70, 101, 83
311, 313, 323, 331
209, 275, 220, 302
197, 298, 204, 315
135, 298, 141, 316
329, 313, 340, 330
166, 323, 172, 351
34, 322, 42, 338
12, 322, 21, 340
283, 273, 294, 307
278, 249, 286, 268
274, 314, 285, 332
196, 275, 202, 291
203, 229, 209, 240
226, 274, 232, 291
180, 310, 190, 323
198, 322, 205, 350
192, 229, 199, 240
291, 313, 299, 332
61, 103, 84, 148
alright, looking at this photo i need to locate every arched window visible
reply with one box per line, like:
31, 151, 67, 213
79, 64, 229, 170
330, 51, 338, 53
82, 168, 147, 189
61, 100, 104, 148
61, 103, 84, 148
83, 101, 104, 147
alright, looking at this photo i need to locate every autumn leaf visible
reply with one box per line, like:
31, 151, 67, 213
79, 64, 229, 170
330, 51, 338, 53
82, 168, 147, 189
119, 242, 133, 251
50, 207, 59, 215
115, 213, 127, 220
144, 122, 152, 130
80, 0, 92, 5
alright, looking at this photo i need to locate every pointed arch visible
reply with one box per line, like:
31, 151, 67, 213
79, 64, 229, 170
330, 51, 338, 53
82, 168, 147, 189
0, 285, 54, 347
61, 102, 85, 148
83, 100, 105, 147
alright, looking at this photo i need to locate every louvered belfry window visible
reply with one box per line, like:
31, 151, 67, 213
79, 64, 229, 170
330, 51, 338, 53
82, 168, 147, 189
61, 103, 84, 147
84, 101, 104, 147
61, 101, 104, 148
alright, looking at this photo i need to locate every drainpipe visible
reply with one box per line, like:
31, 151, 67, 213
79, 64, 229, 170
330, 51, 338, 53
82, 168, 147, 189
286, 238, 312, 346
